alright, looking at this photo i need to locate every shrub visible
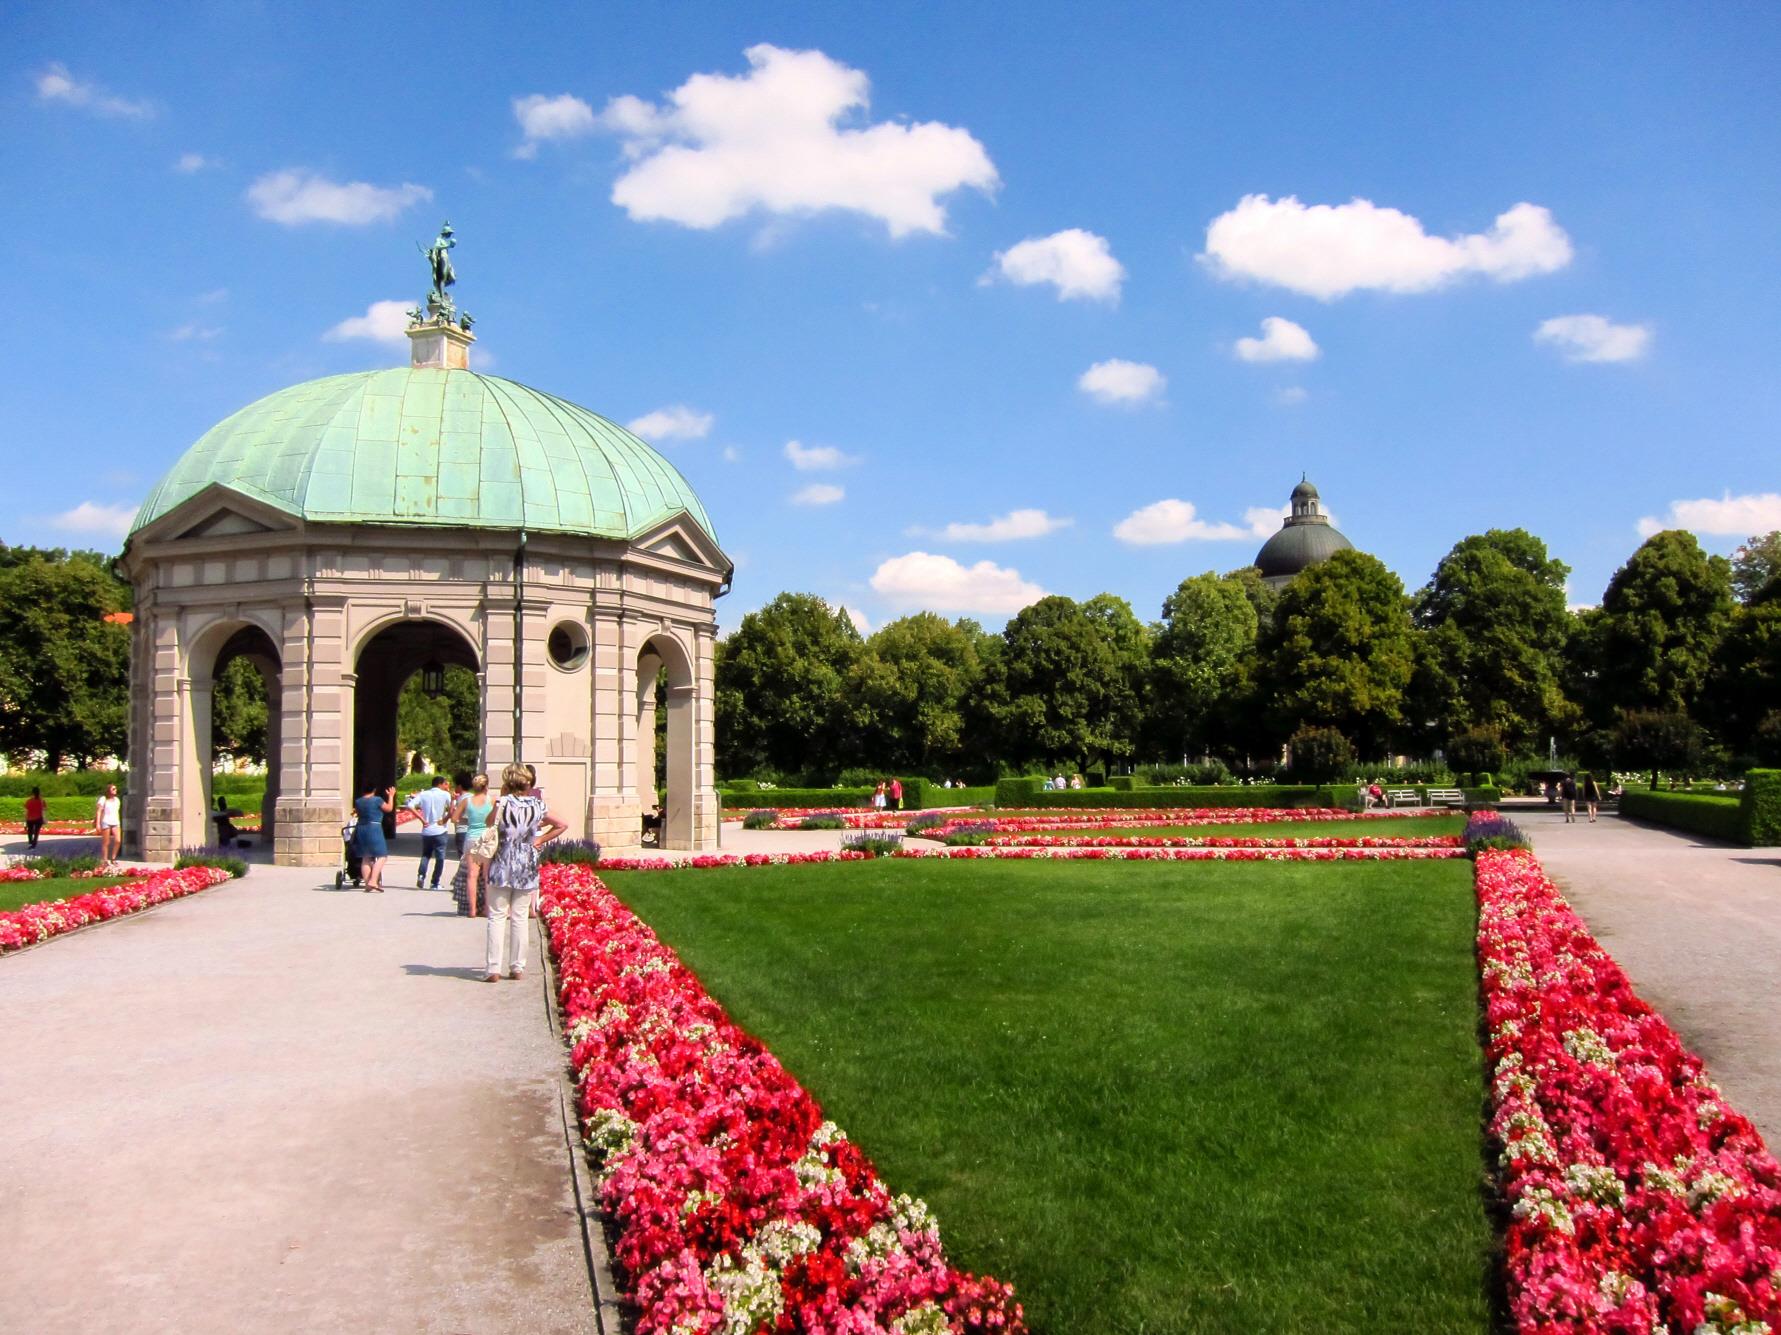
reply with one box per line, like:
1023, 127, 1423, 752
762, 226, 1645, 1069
1446, 726, 1507, 779
841, 830, 903, 857
1475, 771, 1494, 788
1740, 769, 1781, 846
799, 812, 847, 830
174, 847, 249, 878
1108, 775, 1136, 792
718, 787, 873, 810
1012, 785, 1328, 810
1463, 813, 1530, 855
1286, 727, 1357, 784
1619, 790, 1744, 843
1083, 769, 1107, 790
1754, 715, 1781, 768
542, 838, 602, 865
993, 776, 1046, 807
741, 809, 779, 830
903, 812, 949, 836
23, 851, 102, 877
940, 821, 998, 847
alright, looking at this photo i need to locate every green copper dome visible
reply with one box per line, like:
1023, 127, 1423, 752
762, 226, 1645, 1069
132, 367, 716, 544
1254, 475, 1354, 585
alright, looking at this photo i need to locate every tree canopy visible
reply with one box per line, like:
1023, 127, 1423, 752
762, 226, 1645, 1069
0, 551, 132, 769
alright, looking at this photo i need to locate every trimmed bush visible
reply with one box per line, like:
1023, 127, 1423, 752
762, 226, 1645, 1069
903, 812, 949, 836
925, 784, 994, 808
740, 809, 780, 830
993, 776, 1046, 807
1619, 789, 1745, 843
718, 787, 874, 810
799, 812, 847, 830
174, 847, 249, 878
1084, 769, 1107, 790
1741, 770, 1781, 846
1286, 726, 1356, 783
1108, 775, 1136, 792
1462, 786, 1503, 807
1007, 785, 1328, 810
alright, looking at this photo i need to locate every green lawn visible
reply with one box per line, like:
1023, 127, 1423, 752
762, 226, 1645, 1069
962, 813, 1468, 840
0, 875, 142, 911
608, 859, 1492, 1334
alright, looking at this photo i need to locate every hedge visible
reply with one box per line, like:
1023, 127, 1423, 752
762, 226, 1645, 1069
0, 770, 273, 798
1741, 770, 1781, 846
1000, 784, 1330, 810
1619, 789, 1746, 843
719, 786, 875, 810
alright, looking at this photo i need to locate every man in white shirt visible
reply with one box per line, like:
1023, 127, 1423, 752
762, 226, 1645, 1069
406, 776, 453, 889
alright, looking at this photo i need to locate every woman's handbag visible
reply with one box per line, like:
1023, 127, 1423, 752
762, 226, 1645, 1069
470, 826, 499, 860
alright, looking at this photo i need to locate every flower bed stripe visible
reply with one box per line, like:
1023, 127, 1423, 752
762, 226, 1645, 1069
594, 846, 1465, 873
540, 864, 1026, 1333
0, 865, 234, 953
1477, 847, 1781, 1332
976, 833, 1463, 849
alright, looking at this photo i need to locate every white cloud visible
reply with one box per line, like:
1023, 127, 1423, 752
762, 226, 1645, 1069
166, 323, 222, 342
627, 405, 715, 442
1235, 316, 1319, 363
870, 551, 1046, 615
1277, 386, 1308, 406
512, 93, 597, 158
926, 508, 1073, 542
246, 170, 432, 225
1637, 492, 1781, 539
1114, 499, 1290, 546
784, 440, 856, 470
174, 152, 217, 173
722, 445, 742, 463
597, 44, 998, 237
50, 501, 137, 537
986, 229, 1124, 302
1078, 359, 1165, 406
323, 300, 412, 345
1534, 314, 1653, 364
791, 483, 845, 506
1201, 194, 1572, 300
35, 62, 155, 119
843, 605, 870, 634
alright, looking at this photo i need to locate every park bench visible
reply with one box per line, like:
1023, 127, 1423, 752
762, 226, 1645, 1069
1387, 788, 1424, 807
1424, 787, 1465, 807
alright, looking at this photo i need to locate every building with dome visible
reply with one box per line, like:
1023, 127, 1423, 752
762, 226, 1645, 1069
121, 233, 730, 865
1253, 476, 1354, 589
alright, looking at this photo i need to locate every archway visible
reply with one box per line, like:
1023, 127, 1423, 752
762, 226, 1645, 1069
637, 633, 696, 849
180, 621, 282, 854
350, 619, 482, 832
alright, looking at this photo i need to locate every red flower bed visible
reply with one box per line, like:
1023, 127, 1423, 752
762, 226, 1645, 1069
915, 808, 1454, 838
596, 846, 1464, 872
0, 865, 234, 953
1477, 848, 1781, 1332
541, 864, 1026, 1333
976, 833, 1463, 849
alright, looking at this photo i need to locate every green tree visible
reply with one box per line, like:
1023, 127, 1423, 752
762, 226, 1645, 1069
395, 665, 480, 777
1410, 529, 1576, 751
1286, 724, 1356, 782
1731, 531, 1781, 604
1078, 593, 1151, 768
844, 613, 987, 773
1223, 564, 1279, 634
715, 593, 863, 777
1574, 530, 1733, 725
1702, 581, 1781, 758
211, 657, 269, 763
1255, 551, 1416, 757
1610, 709, 1708, 788
0, 551, 131, 768
1150, 572, 1259, 761
981, 595, 1120, 770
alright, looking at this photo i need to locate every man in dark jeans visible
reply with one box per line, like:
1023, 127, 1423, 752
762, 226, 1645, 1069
406, 775, 453, 888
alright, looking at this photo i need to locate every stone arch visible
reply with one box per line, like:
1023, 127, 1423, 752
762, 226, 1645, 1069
636, 630, 698, 850
348, 617, 483, 826
178, 618, 283, 854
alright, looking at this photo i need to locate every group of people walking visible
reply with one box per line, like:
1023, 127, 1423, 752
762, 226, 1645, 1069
351, 764, 566, 984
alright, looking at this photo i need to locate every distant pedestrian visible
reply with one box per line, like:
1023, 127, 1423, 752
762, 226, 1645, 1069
406, 775, 453, 889
94, 782, 122, 867
1580, 772, 1603, 823
453, 772, 495, 917
888, 777, 903, 812
483, 762, 566, 983
872, 782, 887, 812
354, 781, 395, 892
1560, 773, 1578, 824
24, 786, 45, 849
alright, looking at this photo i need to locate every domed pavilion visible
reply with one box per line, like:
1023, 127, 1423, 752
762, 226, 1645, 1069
1253, 475, 1354, 589
121, 231, 730, 865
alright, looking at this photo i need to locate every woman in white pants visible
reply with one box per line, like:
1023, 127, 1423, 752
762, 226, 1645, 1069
482, 763, 566, 983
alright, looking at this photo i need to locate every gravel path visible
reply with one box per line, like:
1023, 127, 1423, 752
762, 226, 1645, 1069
1524, 804, 1781, 1145
0, 847, 595, 1335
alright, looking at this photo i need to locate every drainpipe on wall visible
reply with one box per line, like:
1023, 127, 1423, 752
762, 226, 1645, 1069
513, 529, 527, 766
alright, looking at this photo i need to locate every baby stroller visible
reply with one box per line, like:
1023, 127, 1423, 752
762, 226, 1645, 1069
335, 817, 365, 889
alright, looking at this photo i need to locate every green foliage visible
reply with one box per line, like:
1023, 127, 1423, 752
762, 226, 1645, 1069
210, 656, 269, 763
980, 596, 1133, 770
540, 838, 602, 865
1285, 725, 1356, 783
842, 613, 989, 774
0, 550, 131, 768
174, 848, 249, 878
0, 794, 136, 821
1575, 530, 1733, 723
994, 775, 1046, 806
1150, 572, 1259, 761
395, 664, 479, 777
1410, 530, 1576, 753
23, 851, 103, 876
1730, 531, 1781, 604
716, 594, 864, 776
741, 808, 779, 830
799, 813, 847, 830
1010, 784, 1327, 809
1256, 551, 1416, 755
719, 786, 873, 809
1619, 789, 1745, 843
1445, 725, 1507, 779
1742, 770, 1781, 846
1755, 714, 1781, 768
1702, 597, 1781, 756
1611, 710, 1710, 785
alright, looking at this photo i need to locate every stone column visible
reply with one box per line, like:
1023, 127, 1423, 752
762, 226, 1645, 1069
139, 610, 185, 864
586, 608, 639, 857
273, 599, 346, 866
664, 681, 696, 848
692, 624, 718, 849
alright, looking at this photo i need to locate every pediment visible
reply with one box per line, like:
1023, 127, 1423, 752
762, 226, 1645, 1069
630, 511, 733, 584
129, 483, 301, 550
179, 509, 276, 539
644, 532, 700, 562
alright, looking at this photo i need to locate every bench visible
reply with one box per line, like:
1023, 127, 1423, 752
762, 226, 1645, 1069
1424, 788, 1464, 807
1387, 788, 1424, 807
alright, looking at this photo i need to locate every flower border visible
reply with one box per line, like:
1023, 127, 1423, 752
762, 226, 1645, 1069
0, 865, 235, 953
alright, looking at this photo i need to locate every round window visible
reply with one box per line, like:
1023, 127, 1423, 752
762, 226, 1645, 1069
547, 621, 590, 671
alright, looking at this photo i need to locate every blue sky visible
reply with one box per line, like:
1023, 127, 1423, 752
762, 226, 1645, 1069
5, 2, 1779, 630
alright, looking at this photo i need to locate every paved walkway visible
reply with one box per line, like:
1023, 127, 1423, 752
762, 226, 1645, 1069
1522, 805, 1781, 1146
0, 845, 596, 1335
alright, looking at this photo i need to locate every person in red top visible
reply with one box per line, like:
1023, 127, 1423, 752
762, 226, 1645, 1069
888, 777, 903, 812
23, 786, 46, 849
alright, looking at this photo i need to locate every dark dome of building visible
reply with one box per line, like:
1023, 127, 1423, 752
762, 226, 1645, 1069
1254, 475, 1354, 587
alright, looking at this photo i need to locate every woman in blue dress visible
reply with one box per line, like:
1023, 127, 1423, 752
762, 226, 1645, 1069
353, 781, 396, 892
